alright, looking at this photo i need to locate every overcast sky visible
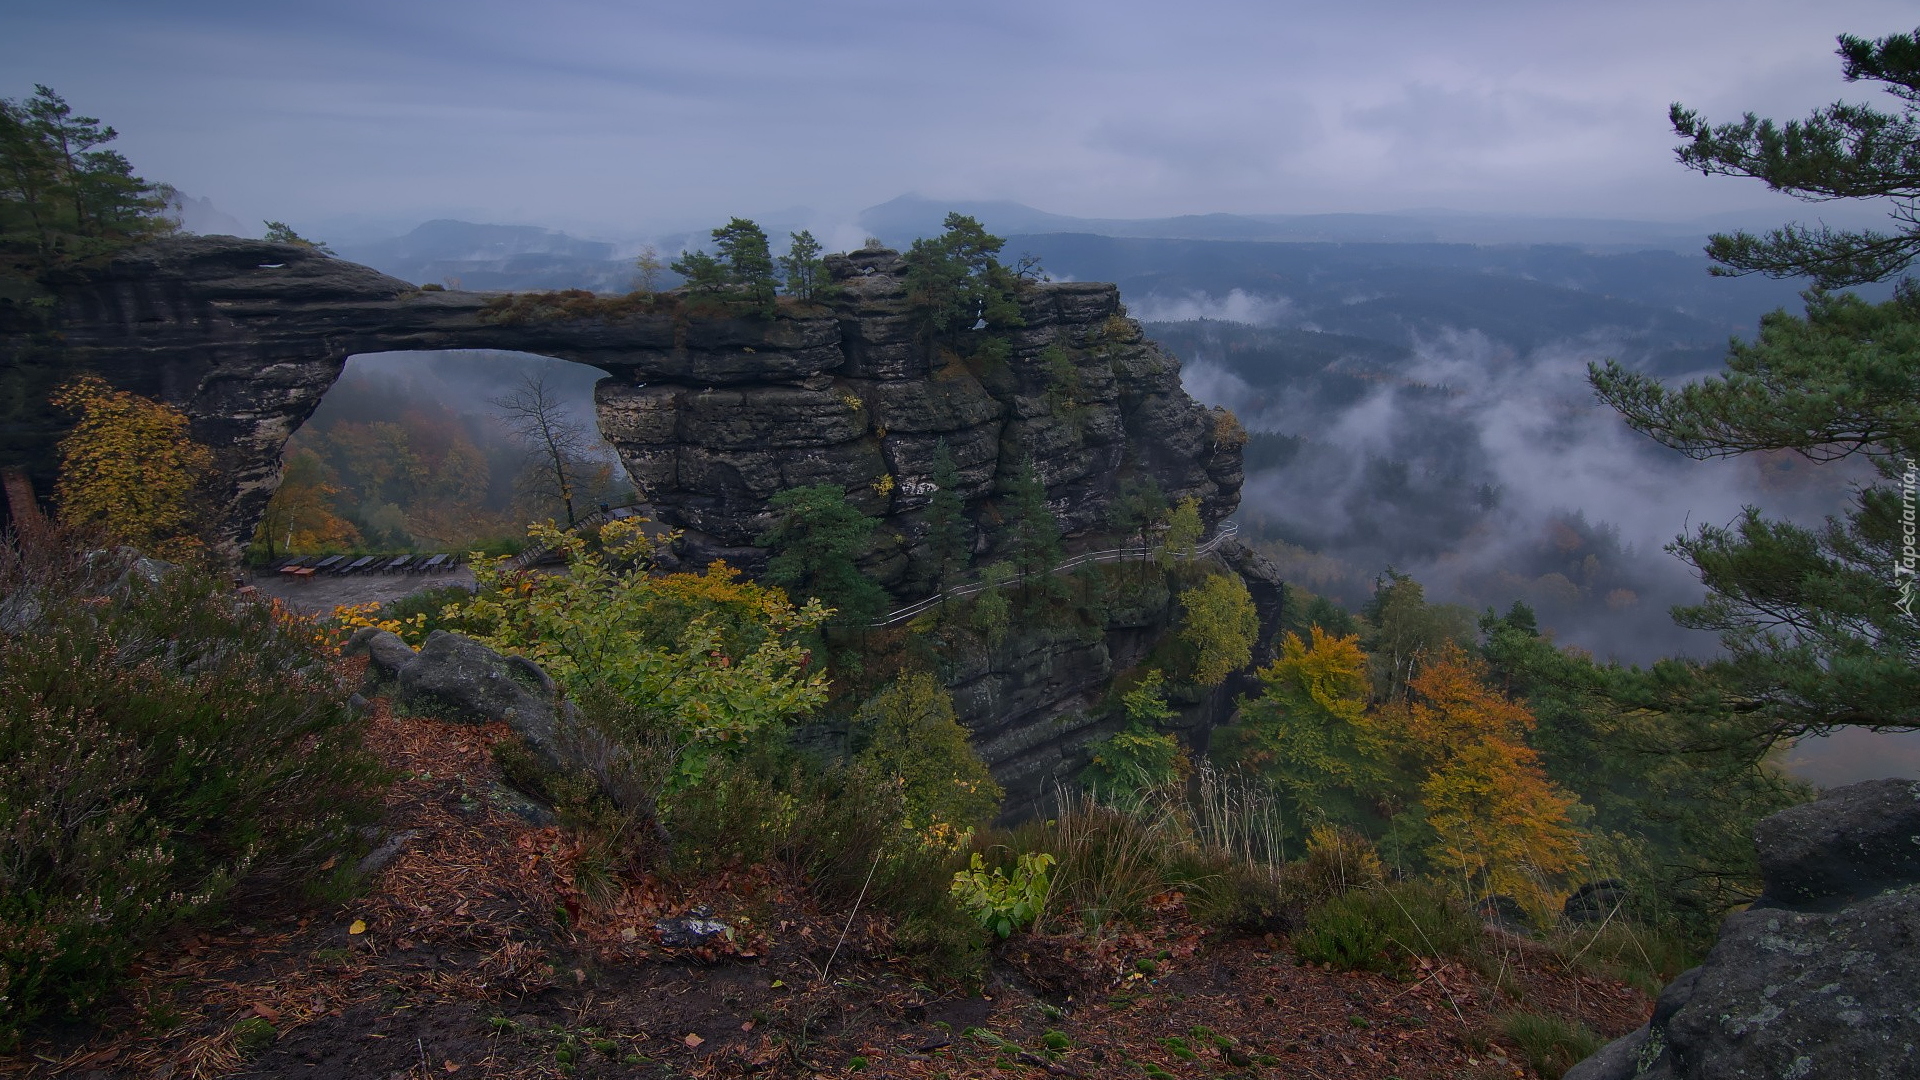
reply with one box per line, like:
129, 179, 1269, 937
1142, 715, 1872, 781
5, 0, 1915, 240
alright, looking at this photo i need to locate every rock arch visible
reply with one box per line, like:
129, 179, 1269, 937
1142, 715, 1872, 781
3, 236, 1241, 594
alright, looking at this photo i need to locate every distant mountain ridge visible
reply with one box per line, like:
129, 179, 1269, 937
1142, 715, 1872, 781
856, 193, 1885, 253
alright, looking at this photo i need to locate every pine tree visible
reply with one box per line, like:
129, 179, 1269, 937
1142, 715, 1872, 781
669, 248, 728, 295
758, 483, 887, 624
712, 217, 776, 317
1, 85, 167, 260
901, 213, 1024, 344
924, 440, 971, 589
1668, 27, 1920, 287
779, 229, 837, 303
1591, 26, 1920, 748
1002, 457, 1061, 579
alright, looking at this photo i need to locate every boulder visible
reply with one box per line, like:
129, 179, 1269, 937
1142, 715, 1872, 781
343, 626, 421, 681
392, 631, 565, 772
1567, 778, 1920, 1080
1754, 776, 1920, 910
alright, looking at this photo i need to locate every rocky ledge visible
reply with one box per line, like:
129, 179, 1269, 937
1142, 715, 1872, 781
2, 237, 1242, 593
1567, 778, 1920, 1080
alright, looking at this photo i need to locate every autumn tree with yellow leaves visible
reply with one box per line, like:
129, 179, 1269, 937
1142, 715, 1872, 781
1224, 626, 1380, 830
51, 375, 214, 562
253, 447, 361, 558
1228, 629, 1583, 911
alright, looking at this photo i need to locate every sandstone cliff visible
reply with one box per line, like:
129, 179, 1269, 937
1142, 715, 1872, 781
0, 236, 1242, 591
0, 236, 1261, 810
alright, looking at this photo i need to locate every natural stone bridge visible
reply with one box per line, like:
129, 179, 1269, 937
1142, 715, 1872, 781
0, 234, 1269, 813
4, 236, 1242, 597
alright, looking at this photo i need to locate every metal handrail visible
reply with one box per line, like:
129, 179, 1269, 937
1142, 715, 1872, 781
867, 519, 1239, 628
500, 502, 646, 571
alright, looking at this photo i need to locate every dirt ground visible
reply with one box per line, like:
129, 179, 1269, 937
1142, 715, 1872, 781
247, 564, 477, 616
3, 696, 1651, 1080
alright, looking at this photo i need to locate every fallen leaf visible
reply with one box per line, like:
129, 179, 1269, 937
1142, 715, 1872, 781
347, 919, 367, 936
684, 1033, 705, 1049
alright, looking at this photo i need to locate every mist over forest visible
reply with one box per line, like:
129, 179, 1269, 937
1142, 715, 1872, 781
270, 204, 1919, 785
306, 212, 1876, 667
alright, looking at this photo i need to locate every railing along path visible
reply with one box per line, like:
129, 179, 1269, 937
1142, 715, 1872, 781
866, 520, 1239, 628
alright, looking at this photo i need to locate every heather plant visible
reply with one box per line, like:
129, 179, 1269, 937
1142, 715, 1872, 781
0, 536, 380, 1046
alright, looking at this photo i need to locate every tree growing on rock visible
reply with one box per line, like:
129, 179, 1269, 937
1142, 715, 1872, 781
1000, 457, 1062, 582
902, 213, 1024, 346
779, 229, 837, 303
758, 483, 888, 625
1179, 571, 1259, 686
0, 85, 169, 260
262, 220, 333, 254
853, 673, 1002, 843
1590, 25, 1920, 750
673, 217, 778, 317
924, 440, 972, 590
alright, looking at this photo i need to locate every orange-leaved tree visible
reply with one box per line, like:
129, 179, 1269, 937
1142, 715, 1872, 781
51, 375, 214, 561
254, 447, 361, 558
1382, 643, 1583, 907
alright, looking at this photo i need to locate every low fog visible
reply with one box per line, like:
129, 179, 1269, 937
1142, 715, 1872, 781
1159, 314, 1864, 665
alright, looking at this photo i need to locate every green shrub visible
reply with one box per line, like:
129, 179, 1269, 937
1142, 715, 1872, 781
1080, 670, 1188, 809
651, 738, 985, 982
951, 851, 1054, 937
0, 541, 381, 1047
1294, 892, 1395, 971
378, 583, 474, 642
852, 673, 1001, 842
1294, 880, 1481, 974
1501, 1010, 1605, 1080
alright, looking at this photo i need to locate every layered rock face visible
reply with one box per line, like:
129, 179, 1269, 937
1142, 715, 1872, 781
2, 237, 1241, 590
2, 236, 1254, 810
1567, 778, 1920, 1080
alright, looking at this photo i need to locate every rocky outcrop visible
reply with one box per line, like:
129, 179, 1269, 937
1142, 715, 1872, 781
946, 539, 1286, 818
346, 627, 567, 774
11, 235, 1253, 813
1, 237, 1240, 594
1567, 778, 1920, 1080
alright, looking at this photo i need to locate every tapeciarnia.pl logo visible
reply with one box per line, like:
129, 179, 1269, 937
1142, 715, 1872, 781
1899, 458, 1917, 618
